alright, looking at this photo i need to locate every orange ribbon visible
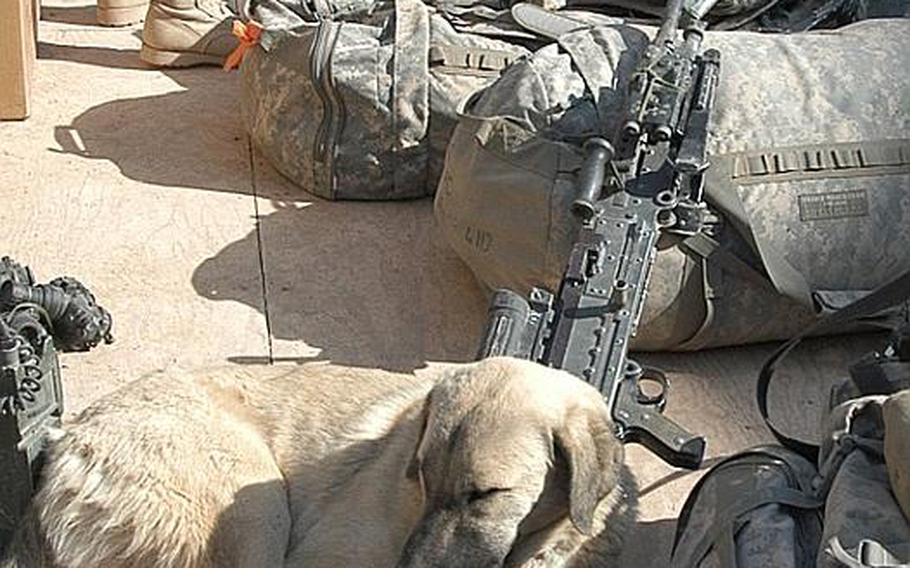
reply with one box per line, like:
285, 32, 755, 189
223, 20, 263, 71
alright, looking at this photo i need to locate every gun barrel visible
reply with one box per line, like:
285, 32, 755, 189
685, 0, 721, 20
656, 0, 685, 44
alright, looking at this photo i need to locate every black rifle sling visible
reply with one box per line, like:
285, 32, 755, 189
757, 269, 910, 463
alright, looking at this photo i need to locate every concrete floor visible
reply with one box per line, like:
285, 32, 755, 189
0, 2, 888, 564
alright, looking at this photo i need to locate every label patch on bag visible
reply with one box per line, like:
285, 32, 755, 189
798, 190, 869, 221
464, 226, 493, 253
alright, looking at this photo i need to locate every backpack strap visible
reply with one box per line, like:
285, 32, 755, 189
757, 270, 910, 464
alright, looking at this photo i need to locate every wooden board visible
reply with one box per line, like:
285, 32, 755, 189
0, 0, 36, 119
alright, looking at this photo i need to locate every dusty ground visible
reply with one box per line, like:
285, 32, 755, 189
0, 2, 888, 564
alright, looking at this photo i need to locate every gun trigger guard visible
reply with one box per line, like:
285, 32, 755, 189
636, 366, 669, 412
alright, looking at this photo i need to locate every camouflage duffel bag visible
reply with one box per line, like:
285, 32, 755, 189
435, 16, 910, 350
884, 388, 910, 524
817, 392, 910, 568
240, 0, 536, 200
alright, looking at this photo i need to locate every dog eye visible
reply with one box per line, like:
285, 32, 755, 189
465, 487, 507, 504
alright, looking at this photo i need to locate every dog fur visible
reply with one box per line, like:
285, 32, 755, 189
2, 357, 635, 568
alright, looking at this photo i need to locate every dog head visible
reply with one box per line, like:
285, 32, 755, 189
397, 357, 626, 568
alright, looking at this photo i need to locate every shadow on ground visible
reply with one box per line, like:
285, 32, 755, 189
639, 332, 887, 443
192, 197, 489, 371
36, 37, 488, 371
38, 42, 293, 198
40, 4, 102, 26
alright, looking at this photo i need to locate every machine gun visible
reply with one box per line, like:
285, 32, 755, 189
478, 0, 721, 469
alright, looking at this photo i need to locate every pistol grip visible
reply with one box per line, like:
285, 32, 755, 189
613, 377, 705, 469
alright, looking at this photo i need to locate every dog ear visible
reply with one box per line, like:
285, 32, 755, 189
406, 394, 432, 481
553, 405, 622, 535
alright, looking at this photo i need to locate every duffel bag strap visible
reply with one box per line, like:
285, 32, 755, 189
679, 231, 772, 290
391, 0, 431, 192
757, 270, 910, 464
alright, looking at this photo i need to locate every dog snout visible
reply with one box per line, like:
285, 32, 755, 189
397, 509, 508, 568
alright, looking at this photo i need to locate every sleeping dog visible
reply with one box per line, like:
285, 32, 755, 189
3, 357, 635, 567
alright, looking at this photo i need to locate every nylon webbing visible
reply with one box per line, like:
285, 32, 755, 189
679, 232, 772, 290
429, 45, 515, 77
730, 139, 910, 184
757, 270, 910, 464
391, 0, 430, 192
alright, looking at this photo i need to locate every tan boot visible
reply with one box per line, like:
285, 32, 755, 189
97, 0, 149, 26
139, 0, 237, 67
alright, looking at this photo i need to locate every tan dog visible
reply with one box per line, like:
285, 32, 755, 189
2, 357, 635, 568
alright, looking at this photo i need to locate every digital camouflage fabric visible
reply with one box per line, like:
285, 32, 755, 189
435, 18, 910, 350
884, 389, 910, 523
240, 0, 535, 200
669, 446, 823, 568
670, 393, 910, 567
817, 393, 910, 567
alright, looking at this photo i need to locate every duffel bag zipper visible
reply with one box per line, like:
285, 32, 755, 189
310, 20, 345, 193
